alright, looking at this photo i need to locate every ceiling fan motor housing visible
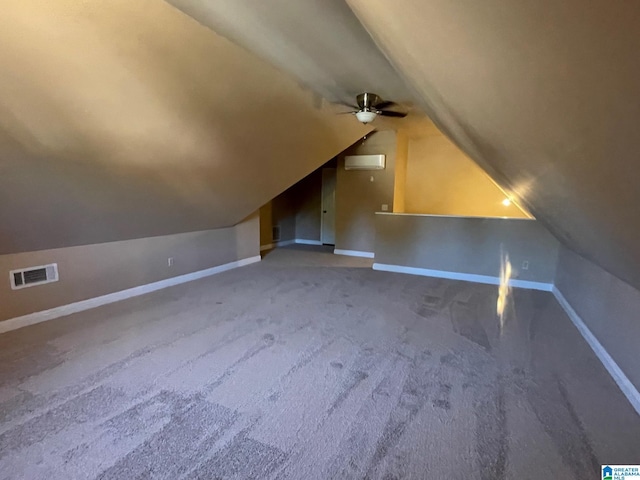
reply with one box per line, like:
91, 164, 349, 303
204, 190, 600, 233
356, 92, 381, 110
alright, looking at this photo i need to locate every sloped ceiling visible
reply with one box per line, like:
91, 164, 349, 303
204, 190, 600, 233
171, 0, 640, 288
344, 0, 640, 289
166, 0, 411, 104
0, 0, 370, 254
3, 0, 638, 291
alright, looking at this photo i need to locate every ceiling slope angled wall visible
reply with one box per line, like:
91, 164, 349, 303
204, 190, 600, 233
0, 0, 370, 255
166, 0, 412, 104
346, 0, 640, 289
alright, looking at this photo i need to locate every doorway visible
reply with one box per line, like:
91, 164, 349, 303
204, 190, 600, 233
321, 168, 336, 245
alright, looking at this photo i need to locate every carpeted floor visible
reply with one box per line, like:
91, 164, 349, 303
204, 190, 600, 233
1, 245, 638, 479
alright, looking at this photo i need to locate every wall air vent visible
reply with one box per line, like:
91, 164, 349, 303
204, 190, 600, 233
10, 263, 59, 290
272, 226, 281, 242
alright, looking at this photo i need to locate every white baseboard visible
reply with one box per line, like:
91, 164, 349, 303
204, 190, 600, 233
372, 263, 553, 291
261, 239, 323, 251
334, 249, 375, 259
295, 239, 323, 245
260, 239, 296, 251
0, 255, 262, 335
552, 286, 640, 417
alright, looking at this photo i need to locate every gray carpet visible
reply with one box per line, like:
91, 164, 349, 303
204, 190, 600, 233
1, 245, 638, 479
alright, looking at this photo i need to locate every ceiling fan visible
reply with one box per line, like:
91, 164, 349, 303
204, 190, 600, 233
338, 92, 408, 124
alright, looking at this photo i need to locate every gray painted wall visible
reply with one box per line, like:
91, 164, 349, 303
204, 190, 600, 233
555, 246, 640, 390
259, 202, 275, 247
259, 167, 325, 246
259, 192, 298, 247
258, 131, 399, 252
374, 213, 559, 284
0, 213, 259, 323
271, 194, 296, 243
373, 212, 640, 394
293, 169, 323, 242
336, 131, 397, 253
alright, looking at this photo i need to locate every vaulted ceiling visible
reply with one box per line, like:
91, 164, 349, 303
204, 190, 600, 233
0, 0, 370, 254
172, 0, 640, 289
1, 0, 638, 290
345, 0, 640, 289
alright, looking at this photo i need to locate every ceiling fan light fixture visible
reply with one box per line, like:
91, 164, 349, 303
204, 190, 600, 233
355, 110, 377, 124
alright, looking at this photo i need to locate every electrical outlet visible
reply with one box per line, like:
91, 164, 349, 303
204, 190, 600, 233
381, 204, 389, 211
168, 257, 174, 267
522, 260, 529, 270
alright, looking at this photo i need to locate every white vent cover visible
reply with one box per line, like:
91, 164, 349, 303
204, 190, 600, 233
10, 263, 59, 290
344, 154, 386, 170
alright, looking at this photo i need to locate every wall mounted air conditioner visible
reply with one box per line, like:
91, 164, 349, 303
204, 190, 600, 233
344, 154, 386, 171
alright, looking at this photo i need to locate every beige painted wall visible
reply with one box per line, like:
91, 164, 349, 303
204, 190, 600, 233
336, 131, 397, 253
0, 213, 259, 323
393, 131, 408, 213
374, 213, 559, 284
404, 131, 528, 218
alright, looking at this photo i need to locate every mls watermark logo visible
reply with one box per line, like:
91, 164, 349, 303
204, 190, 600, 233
603, 465, 640, 480
604, 466, 613, 480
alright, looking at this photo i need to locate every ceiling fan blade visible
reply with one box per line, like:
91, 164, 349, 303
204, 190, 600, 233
336, 111, 357, 114
373, 100, 397, 110
378, 110, 407, 118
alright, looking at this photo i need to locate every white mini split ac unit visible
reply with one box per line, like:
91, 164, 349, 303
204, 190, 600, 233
344, 154, 386, 171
